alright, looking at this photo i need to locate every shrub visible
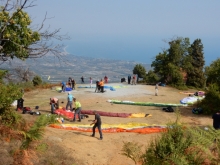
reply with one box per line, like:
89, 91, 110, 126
0, 83, 22, 114
121, 141, 144, 164
32, 75, 43, 86
122, 121, 220, 164
17, 81, 35, 92
197, 85, 220, 115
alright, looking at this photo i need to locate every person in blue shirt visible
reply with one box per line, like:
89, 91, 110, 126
61, 81, 66, 92
66, 92, 74, 110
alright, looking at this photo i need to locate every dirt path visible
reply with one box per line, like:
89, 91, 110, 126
22, 83, 212, 165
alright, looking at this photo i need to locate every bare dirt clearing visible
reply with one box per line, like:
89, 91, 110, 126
22, 83, 212, 165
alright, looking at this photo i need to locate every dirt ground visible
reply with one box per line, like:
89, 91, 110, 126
21, 83, 213, 165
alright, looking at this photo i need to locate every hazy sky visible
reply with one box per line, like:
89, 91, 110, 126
26, 0, 220, 66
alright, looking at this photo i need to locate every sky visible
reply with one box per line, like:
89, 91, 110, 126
26, 0, 220, 66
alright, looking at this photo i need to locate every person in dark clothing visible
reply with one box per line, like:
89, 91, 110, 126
17, 98, 24, 111
68, 77, 72, 88
128, 75, 131, 84
95, 80, 100, 93
81, 76, 84, 83
71, 79, 76, 90
90, 111, 103, 140
212, 110, 220, 130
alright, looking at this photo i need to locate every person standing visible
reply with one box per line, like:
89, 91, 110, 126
68, 77, 72, 88
90, 111, 103, 140
17, 97, 24, 111
128, 75, 131, 84
71, 79, 76, 90
81, 76, 84, 83
61, 81, 66, 92
155, 83, 159, 96
104, 75, 108, 83
73, 98, 82, 122
66, 92, 73, 110
212, 110, 220, 130
132, 74, 136, 85
90, 77, 93, 88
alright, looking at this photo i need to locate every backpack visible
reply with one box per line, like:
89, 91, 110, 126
22, 107, 31, 114
192, 108, 203, 114
163, 106, 174, 112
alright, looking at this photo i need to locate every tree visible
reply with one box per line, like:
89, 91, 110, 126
151, 51, 169, 83
145, 70, 159, 84
133, 64, 147, 82
205, 58, 220, 88
151, 37, 190, 86
32, 75, 42, 86
14, 66, 34, 82
186, 39, 205, 88
0, 0, 69, 62
167, 37, 190, 67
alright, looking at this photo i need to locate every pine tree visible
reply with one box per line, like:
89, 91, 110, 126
186, 39, 205, 88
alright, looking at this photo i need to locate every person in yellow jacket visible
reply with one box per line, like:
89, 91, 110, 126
99, 79, 104, 93
72, 98, 82, 122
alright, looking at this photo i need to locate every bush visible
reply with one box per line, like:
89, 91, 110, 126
197, 85, 220, 115
32, 75, 43, 86
122, 122, 220, 165
145, 70, 160, 85
0, 83, 22, 114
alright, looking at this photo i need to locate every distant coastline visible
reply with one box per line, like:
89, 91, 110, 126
1, 54, 151, 84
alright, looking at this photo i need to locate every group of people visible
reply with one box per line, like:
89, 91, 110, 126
50, 93, 82, 122
127, 74, 137, 85
95, 79, 105, 93
81, 76, 108, 86
49, 93, 103, 140
68, 77, 76, 90
61, 78, 76, 92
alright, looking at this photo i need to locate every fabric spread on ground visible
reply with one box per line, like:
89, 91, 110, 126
49, 123, 167, 134
179, 91, 205, 96
180, 96, 205, 104
55, 109, 152, 119
179, 91, 195, 95
107, 100, 187, 107
77, 85, 127, 91
53, 86, 72, 92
